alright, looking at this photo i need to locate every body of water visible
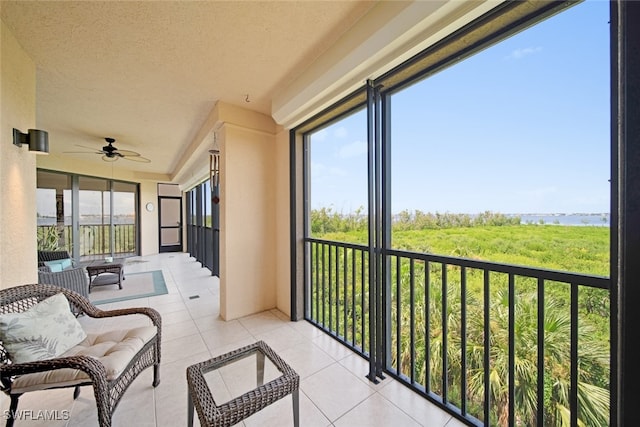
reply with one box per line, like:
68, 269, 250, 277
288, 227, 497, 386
514, 213, 609, 226
37, 215, 135, 226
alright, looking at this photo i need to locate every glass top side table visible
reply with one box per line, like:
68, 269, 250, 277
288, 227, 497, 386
186, 340, 300, 427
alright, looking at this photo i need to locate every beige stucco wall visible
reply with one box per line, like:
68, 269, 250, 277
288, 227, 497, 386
0, 20, 39, 288
217, 109, 278, 320
139, 180, 159, 255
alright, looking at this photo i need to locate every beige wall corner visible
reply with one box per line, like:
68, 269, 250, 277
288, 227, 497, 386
0, 21, 38, 288
218, 109, 278, 320
139, 181, 159, 256
275, 127, 291, 317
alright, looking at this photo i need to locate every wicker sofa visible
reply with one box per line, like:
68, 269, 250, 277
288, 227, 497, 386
0, 284, 162, 427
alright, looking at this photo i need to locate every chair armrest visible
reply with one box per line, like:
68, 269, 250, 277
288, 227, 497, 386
86, 307, 162, 330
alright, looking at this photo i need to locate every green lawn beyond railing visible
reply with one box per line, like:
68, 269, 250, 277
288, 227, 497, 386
307, 209, 610, 426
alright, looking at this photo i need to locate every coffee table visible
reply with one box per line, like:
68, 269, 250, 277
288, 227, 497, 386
186, 340, 299, 427
86, 258, 125, 293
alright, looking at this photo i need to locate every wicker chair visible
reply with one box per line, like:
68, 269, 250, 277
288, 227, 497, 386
37, 250, 74, 267
0, 284, 162, 427
37, 266, 89, 300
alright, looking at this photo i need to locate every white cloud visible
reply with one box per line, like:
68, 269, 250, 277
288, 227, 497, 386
329, 166, 348, 176
310, 162, 347, 180
507, 46, 542, 60
338, 140, 367, 159
312, 128, 328, 141
334, 126, 348, 139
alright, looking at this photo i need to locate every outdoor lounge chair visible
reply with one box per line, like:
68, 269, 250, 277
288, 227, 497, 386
0, 284, 161, 427
38, 265, 89, 301
37, 250, 89, 307
37, 250, 74, 267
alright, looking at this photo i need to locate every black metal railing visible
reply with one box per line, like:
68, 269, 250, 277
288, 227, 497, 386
37, 224, 137, 260
305, 237, 610, 426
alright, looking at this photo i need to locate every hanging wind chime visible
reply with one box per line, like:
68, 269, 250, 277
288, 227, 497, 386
209, 149, 220, 204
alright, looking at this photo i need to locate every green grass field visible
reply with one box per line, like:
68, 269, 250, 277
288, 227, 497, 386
317, 224, 610, 277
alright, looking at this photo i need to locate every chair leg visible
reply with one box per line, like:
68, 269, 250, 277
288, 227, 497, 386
153, 364, 160, 387
6, 394, 21, 427
73, 386, 81, 399
292, 389, 299, 427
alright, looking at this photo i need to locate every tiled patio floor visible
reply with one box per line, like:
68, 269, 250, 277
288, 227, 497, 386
1, 253, 465, 426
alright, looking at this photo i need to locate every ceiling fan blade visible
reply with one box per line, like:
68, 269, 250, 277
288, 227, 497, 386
113, 149, 141, 157
76, 144, 106, 153
122, 155, 151, 163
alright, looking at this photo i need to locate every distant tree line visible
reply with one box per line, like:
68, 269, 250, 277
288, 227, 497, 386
311, 207, 520, 234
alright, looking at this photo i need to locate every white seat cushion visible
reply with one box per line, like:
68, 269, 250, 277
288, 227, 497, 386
10, 326, 157, 394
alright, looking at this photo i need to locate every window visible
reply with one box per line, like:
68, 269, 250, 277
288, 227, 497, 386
37, 170, 140, 260
298, 1, 611, 425
308, 108, 368, 242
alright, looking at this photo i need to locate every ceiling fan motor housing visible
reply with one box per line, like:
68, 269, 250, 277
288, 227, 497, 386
103, 137, 117, 154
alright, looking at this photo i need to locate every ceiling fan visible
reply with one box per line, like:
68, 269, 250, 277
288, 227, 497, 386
67, 137, 151, 163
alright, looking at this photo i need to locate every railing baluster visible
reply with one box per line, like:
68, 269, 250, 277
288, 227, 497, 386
410, 258, 415, 384
335, 245, 339, 336
571, 282, 578, 427
314, 243, 318, 322
425, 261, 431, 393
461, 266, 467, 416
312, 243, 317, 323
329, 245, 333, 333
508, 273, 515, 427
483, 269, 490, 425
344, 246, 348, 343
352, 247, 356, 347
537, 277, 545, 427
322, 243, 326, 327
396, 255, 401, 376
362, 249, 366, 353
442, 263, 448, 403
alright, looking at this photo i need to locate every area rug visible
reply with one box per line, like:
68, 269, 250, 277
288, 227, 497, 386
89, 270, 167, 305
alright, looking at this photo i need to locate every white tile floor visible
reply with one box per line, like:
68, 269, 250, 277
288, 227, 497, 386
1, 253, 466, 427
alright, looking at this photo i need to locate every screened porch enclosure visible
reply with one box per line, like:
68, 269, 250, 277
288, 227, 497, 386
37, 170, 140, 261
298, 1, 612, 426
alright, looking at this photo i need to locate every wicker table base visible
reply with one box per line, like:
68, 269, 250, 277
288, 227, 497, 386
186, 340, 300, 427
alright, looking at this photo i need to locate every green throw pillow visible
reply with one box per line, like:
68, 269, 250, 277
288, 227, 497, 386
43, 258, 72, 272
60, 258, 72, 270
0, 293, 87, 363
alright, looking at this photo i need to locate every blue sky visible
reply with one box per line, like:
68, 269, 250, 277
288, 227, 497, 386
310, 0, 610, 215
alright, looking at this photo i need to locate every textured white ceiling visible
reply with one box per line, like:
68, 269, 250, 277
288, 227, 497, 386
1, 1, 375, 176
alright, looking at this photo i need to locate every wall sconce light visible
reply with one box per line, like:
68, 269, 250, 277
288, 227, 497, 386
13, 128, 49, 154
